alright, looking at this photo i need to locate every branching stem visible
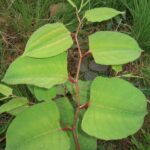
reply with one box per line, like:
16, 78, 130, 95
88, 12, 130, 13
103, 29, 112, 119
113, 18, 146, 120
67, 9, 90, 150
71, 11, 83, 150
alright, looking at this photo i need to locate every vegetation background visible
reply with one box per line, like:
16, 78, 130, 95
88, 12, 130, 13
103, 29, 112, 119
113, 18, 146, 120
0, 0, 150, 149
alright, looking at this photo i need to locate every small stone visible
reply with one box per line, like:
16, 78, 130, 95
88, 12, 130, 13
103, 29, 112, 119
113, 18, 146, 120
80, 57, 89, 73
84, 71, 98, 80
89, 60, 108, 73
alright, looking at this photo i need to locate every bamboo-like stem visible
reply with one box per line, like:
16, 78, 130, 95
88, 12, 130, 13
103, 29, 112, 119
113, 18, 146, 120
67, 8, 90, 150
71, 11, 83, 150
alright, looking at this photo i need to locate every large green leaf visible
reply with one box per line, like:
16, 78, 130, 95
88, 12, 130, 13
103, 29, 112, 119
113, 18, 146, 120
6, 101, 70, 150
2, 52, 67, 88
0, 97, 28, 114
23, 23, 73, 58
82, 77, 147, 140
89, 31, 142, 65
0, 84, 12, 97
85, 7, 124, 23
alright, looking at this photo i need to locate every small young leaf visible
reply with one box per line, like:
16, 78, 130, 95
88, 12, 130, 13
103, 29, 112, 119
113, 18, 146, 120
89, 31, 142, 65
6, 101, 70, 150
0, 84, 12, 97
85, 7, 124, 23
82, 77, 147, 140
112, 65, 123, 73
2, 52, 67, 89
23, 23, 73, 58
0, 97, 28, 114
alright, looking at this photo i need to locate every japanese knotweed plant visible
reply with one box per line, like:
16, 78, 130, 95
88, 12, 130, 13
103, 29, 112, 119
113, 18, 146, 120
0, 1, 148, 150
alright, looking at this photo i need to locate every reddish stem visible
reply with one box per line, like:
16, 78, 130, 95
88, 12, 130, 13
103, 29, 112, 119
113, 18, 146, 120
67, 11, 90, 150
72, 130, 80, 150
82, 51, 91, 59
79, 102, 90, 109
70, 12, 83, 150
62, 127, 73, 131
68, 75, 77, 84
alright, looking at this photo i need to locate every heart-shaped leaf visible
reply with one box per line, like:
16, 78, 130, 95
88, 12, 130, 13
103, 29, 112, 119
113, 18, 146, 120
82, 77, 147, 140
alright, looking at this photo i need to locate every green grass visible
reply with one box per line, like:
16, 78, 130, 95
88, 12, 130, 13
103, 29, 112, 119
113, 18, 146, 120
131, 130, 150, 150
2, 0, 52, 32
121, 0, 150, 51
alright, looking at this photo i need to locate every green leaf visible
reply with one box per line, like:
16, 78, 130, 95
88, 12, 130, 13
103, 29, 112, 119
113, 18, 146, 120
23, 23, 73, 58
78, 111, 97, 150
112, 65, 123, 73
0, 84, 12, 97
6, 101, 70, 150
56, 97, 74, 127
82, 77, 147, 140
9, 105, 29, 116
0, 97, 28, 114
85, 7, 124, 23
66, 80, 92, 104
34, 86, 57, 101
89, 31, 142, 65
77, 130, 97, 150
2, 52, 67, 89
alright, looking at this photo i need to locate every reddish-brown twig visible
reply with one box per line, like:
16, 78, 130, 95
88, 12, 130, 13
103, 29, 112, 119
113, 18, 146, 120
79, 102, 90, 109
68, 10, 90, 150
70, 11, 84, 150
